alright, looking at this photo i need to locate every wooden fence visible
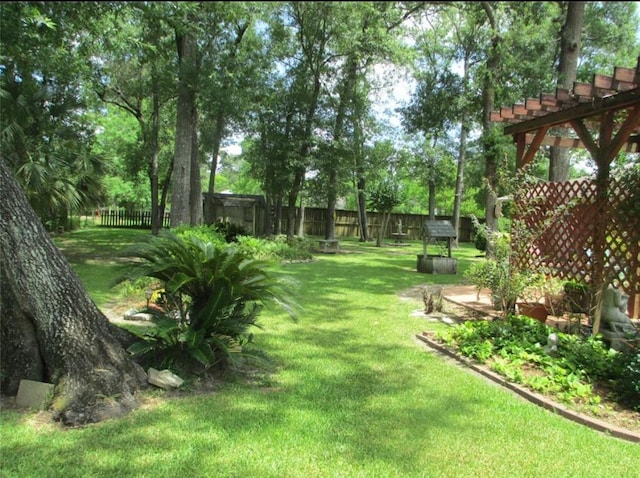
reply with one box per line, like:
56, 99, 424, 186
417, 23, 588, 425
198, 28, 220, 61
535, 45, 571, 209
98, 208, 170, 229
292, 207, 476, 242
98, 205, 477, 243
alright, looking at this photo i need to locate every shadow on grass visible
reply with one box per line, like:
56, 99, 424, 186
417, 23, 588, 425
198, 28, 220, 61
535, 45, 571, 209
5, 230, 636, 476
53, 227, 152, 261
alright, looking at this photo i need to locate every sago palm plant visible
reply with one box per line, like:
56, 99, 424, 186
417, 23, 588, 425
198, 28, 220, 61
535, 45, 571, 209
117, 231, 298, 372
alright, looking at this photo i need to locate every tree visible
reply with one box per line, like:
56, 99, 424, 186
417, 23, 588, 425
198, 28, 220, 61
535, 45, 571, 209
401, 68, 462, 219
368, 178, 403, 247
447, 7, 479, 247
549, 1, 585, 182
401, 3, 485, 245
199, 2, 269, 196
0, 2, 109, 231
170, 20, 200, 227
93, 3, 176, 235
478, 2, 501, 235
243, 2, 334, 239
0, 159, 148, 426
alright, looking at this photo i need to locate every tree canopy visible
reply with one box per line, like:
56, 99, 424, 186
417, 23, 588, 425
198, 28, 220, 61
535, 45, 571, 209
1, 1, 638, 231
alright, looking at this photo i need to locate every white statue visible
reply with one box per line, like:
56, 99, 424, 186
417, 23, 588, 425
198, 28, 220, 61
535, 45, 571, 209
543, 333, 558, 355
601, 286, 636, 334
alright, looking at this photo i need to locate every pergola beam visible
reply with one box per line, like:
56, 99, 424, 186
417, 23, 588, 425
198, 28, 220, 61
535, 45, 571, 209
504, 87, 640, 136
523, 133, 639, 152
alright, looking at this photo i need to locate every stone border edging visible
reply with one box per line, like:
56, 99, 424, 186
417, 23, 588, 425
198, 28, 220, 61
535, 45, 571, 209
416, 332, 640, 444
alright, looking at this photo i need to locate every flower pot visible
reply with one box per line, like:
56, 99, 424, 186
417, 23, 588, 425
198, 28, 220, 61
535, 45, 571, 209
517, 302, 548, 323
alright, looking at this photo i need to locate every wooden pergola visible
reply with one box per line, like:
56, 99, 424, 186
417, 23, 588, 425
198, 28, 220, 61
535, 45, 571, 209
491, 57, 640, 333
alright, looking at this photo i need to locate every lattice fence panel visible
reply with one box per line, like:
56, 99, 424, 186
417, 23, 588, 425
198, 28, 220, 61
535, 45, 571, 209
514, 177, 640, 297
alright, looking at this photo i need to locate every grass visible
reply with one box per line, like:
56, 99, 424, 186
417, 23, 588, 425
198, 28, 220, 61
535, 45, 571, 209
53, 227, 153, 307
1, 228, 638, 478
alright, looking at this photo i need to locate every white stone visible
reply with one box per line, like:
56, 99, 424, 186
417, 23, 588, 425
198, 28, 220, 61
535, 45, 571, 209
148, 368, 184, 390
15, 379, 54, 409
126, 312, 153, 321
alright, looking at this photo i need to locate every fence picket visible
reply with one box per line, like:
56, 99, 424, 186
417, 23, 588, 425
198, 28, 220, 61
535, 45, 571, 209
99, 209, 170, 229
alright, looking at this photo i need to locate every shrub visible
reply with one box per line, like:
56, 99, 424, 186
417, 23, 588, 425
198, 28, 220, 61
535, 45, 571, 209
472, 218, 488, 253
435, 314, 637, 411
172, 224, 226, 247
610, 346, 640, 411
118, 232, 298, 373
463, 232, 529, 313
212, 221, 249, 243
235, 234, 314, 262
171, 226, 314, 262
556, 334, 615, 381
271, 235, 314, 261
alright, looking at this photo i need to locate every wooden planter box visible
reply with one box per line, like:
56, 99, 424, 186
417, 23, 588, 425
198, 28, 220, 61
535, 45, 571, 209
417, 254, 457, 274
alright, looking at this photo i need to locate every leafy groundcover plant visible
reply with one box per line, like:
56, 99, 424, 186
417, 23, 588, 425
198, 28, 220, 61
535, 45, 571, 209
117, 231, 298, 375
434, 314, 640, 413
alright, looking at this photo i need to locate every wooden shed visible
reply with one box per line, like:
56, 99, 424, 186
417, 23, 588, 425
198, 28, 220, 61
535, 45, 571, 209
202, 193, 267, 236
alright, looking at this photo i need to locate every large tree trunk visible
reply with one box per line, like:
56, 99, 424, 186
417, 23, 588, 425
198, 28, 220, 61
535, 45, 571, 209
286, 168, 304, 239
326, 169, 337, 240
481, 1, 500, 235
158, 160, 173, 230
0, 160, 147, 426
428, 176, 436, 220
170, 31, 197, 227
264, 195, 273, 236
549, 1, 584, 182
376, 211, 392, 247
452, 53, 470, 248
207, 23, 247, 194
207, 113, 225, 194
274, 195, 282, 235
354, 115, 370, 242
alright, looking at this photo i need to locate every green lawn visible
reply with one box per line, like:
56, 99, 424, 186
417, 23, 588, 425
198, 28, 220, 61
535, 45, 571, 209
1, 228, 637, 478
53, 227, 153, 307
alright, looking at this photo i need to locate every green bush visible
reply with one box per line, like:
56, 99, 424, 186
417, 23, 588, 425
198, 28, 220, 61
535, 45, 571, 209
172, 226, 314, 262
556, 334, 615, 381
235, 234, 314, 261
473, 226, 487, 253
463, 232, 528, 313
212, 221, 250, 243
172, 224, 226, 247
271, 235, 314, 261
610, 346, 640, 411
118, 232, 298, 373
435, 315, 638, 411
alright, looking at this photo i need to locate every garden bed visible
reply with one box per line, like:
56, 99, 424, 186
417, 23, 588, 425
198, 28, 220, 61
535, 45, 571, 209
414, 299, 640, 442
